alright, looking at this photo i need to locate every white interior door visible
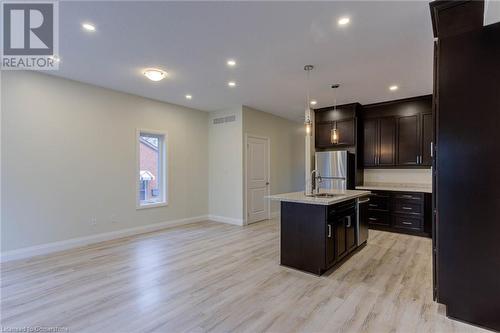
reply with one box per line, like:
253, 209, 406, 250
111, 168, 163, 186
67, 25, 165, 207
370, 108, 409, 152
246, 136, 270, 224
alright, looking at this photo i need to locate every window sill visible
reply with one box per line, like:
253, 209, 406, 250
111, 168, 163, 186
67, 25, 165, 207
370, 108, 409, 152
136, 202, 168, 210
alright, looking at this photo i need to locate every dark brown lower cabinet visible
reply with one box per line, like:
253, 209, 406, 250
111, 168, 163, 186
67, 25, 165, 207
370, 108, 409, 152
364, 190, 431, 237
281, 200, 360, 275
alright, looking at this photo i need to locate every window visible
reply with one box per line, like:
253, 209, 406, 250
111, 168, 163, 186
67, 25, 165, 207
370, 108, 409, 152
137, 130, 167, 208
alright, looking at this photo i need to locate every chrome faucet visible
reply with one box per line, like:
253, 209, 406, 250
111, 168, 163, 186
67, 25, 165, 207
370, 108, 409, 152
311, 170, 322, 194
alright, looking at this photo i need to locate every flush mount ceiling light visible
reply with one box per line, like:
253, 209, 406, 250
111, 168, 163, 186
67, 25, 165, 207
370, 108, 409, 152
143, 68, 167, 81
228, 81, 236, 87
389, 85, 399, 91
185, 94, 192, 100
82, 23, 96, 32
310, 100, 317, 106
227, 59, 236, 67
338, 17, 350, 26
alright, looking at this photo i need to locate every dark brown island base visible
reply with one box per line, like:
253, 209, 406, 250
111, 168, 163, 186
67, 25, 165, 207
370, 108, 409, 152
268, 190, 371, 275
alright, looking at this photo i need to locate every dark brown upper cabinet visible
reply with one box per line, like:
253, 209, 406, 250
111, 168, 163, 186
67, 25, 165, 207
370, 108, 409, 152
314, 103, 360, 149
335, 119, 355, 146
362, 117, 396, 167
379, 117, 396, 166
362, 95, 433, 168
315, 122, 333, 147
397, 115, 420, 165
363, 118, 378, 167
421, 113, 433, 166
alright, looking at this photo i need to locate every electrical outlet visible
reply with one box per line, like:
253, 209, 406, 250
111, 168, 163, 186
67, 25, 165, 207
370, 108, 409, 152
90, 218, 97, 226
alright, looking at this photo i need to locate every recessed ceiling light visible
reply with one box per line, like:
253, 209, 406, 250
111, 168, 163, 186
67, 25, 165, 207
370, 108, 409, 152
143, 68, 167, 81
82, 23, 96, 32
185, 94, 192, 100
338, 17, 350, 26
310, 100, 317, 106
227, 59, 237, 67
389, 85, 399, 91
228, 81, 236, 87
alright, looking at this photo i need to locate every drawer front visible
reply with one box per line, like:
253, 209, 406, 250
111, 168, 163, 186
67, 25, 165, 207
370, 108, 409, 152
393, 192, 424, 201
393, 215, 423, 231
393, 200, 423, 215
368, 196, 390, 211
367, 212, 391, 226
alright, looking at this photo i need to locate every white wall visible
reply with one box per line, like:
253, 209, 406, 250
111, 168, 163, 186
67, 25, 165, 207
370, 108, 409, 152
242, 106, 304, 216
1, 71, 209, 252
363, 168, 432, 185
484, 0, 500, 26
208, 107, 244, 224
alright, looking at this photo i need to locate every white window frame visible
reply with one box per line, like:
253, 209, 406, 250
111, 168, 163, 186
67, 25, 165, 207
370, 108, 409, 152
136, 129, 168, 209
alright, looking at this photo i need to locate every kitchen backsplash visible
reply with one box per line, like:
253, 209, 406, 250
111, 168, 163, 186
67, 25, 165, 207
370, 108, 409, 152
363, 168, 432, 185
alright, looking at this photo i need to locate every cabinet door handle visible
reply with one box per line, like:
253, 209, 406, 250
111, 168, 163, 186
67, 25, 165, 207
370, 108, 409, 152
346, 216, 351, 228
328, 224, 332, 238
431, 142, 433, 158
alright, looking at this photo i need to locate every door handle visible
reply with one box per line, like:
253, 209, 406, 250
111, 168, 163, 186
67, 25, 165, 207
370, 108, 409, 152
266, 182, 270, 185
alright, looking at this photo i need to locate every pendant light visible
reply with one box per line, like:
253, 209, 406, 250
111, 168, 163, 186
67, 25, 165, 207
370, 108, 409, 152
303, 65, 314, 136
331, 84, 340, 144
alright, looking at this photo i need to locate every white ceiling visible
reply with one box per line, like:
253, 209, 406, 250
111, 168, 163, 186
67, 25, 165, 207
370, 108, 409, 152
49, 1, 434, 121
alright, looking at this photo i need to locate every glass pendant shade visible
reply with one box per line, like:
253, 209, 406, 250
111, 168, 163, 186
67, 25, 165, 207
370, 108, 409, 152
331, 127, 338, 144
304, 106, 312, 136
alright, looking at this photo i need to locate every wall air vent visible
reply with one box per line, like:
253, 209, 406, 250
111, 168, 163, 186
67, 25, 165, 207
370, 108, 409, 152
212, 115, 236, 125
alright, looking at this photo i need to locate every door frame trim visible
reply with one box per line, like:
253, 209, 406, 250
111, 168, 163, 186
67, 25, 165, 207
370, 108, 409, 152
244, 133, 271, 225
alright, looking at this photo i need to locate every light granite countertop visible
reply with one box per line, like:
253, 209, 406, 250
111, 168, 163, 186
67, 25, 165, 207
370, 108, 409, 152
356, 182, 432, 193
267, 189, 371, 206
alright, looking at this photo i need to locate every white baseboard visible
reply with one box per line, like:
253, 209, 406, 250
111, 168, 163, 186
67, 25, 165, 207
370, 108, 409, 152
207, 215, 244, 226
1, 215, 209, 263
270, 211, 280, 219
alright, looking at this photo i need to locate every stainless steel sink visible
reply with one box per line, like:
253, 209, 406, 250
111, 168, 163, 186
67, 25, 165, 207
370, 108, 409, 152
313, 193, 339, 198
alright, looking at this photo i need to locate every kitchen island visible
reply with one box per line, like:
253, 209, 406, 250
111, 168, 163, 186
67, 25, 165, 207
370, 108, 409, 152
269, 190, 371, 275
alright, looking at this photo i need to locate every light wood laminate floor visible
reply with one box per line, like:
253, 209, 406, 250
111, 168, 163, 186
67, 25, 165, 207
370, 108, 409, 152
1, 219, 488, 333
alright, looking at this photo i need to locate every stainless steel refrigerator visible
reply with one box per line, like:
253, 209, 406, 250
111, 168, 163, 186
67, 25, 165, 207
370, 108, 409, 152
315, 151, 352, 190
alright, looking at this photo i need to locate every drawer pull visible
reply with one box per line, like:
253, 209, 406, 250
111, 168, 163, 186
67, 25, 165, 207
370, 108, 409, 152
369, 218, 378, 221
402, 207, 412, 210
369, 204, 378, 207
401, 221, 412, 225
